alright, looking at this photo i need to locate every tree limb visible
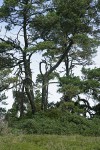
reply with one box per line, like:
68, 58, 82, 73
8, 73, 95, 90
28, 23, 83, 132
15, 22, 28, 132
46, 39, 73, 76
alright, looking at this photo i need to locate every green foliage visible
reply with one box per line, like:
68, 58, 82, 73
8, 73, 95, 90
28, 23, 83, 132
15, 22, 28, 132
57, 67, 100, 117
81, 68, 100, 115
58, 76, 82, 100
59, 101, 84, 115
0, 0, 100, 123
82, 67, 100, 81
27, 41, 56, 52
31, 0, 98, 68
8, 111, 100, 136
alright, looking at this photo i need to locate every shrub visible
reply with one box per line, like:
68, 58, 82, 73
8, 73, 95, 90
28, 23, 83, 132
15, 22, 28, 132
7, 111, 100, 136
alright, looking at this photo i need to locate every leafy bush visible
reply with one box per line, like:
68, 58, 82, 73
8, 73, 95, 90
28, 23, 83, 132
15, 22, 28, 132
8, 110, 100, 136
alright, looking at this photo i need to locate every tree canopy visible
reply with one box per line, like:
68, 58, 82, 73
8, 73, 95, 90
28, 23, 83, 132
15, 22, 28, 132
0, 0, 100, 119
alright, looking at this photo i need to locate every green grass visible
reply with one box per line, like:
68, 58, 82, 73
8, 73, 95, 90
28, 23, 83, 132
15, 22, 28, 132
0, 135, 100, 150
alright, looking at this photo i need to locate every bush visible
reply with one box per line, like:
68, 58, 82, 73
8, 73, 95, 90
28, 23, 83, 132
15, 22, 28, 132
7, 110, 100, 136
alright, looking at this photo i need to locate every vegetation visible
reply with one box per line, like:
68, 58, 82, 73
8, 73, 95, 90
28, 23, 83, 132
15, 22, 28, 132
0, 134, 100, 150
0, 0, 100, 142
6, 112, 99, 136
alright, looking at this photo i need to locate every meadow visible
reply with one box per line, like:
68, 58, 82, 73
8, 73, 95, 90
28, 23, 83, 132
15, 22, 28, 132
0, 134, 100, 150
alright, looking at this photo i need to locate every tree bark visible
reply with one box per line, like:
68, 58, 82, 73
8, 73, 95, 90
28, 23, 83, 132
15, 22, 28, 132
64, 55, 69, 76
40, 61, 48, 111
23, 52, 36, 114
22, 1, 35, 114
41, 75, 48, 111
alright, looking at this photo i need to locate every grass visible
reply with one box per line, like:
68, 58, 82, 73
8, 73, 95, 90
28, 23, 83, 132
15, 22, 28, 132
0, 135, 100, 150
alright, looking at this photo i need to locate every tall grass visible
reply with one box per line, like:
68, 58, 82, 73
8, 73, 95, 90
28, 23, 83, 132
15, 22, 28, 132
0, 135, 100, 150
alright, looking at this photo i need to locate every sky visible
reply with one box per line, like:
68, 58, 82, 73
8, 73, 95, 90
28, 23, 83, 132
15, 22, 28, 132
0, 0, 3, 6
0, 0, 100, 110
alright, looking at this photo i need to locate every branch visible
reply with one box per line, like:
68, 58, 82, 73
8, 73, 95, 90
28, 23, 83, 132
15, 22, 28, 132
46, 39, 73, 76
0, 37, 23, 52
36, 81, 59, 89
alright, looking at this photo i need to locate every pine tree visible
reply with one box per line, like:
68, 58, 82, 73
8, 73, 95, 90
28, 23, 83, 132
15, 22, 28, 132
0, 0, 48, 114
31, 0, 99, 110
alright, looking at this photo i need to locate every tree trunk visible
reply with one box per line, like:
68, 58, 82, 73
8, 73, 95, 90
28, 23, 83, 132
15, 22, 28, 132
41, 75, 48, 111
39, 61, 48, 111
23, 53, 35, 114
20, 94, 24, 118
22, 1, 35, 114
64, 55, 69, 76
